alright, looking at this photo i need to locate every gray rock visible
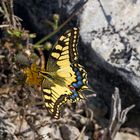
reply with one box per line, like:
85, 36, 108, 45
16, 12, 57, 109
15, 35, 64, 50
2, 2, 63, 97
39, 123, 63, 140
60, 124, 89, 140
80, 0, 140, 94
79, 0, 140, 128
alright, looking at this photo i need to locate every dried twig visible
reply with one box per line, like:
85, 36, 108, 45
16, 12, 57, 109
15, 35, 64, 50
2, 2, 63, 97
77, 126, 86, 140
1, 0, 21, 29
0, 107, 17, 140
101, 87, 135, 140
0, 24, 10, 28
1, 0, 11, 24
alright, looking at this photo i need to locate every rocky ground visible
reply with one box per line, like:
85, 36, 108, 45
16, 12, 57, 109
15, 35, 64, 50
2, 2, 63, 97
0, 0, 140, 140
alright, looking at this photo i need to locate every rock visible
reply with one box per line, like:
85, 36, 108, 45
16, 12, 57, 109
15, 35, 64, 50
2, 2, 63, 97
114, 132, 140, 140
39, 123, 62, 140
79, 0, 140, 128
80, 0, 140, 94
60, 124, 89, 140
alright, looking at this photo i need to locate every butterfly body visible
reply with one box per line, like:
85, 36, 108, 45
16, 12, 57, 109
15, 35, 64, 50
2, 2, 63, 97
40, 28, 88, 118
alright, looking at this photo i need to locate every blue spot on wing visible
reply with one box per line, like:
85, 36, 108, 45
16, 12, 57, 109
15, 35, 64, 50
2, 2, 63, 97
72, 83, 79, 88
72, 67, 84, 89
70, 90, 78, 100
74, 67, 78, 72
77, 76, 82, 80
76, 71, 81, 76
77, 81, 83, 86
70, 66, 86, 100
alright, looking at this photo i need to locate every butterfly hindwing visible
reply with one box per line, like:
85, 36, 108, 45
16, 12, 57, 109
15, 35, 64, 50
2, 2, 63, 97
42, 79, 70, 118
40, 28, 88, 118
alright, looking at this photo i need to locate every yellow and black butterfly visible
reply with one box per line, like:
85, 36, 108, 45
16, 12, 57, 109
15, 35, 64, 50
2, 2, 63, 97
39, 28, 88, 118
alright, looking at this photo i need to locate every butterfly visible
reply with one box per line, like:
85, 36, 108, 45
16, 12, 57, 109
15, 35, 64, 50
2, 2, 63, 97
39, 28, 88, 118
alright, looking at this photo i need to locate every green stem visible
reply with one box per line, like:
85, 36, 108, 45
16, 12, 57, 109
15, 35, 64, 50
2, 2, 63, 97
34, 0, 88, 47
